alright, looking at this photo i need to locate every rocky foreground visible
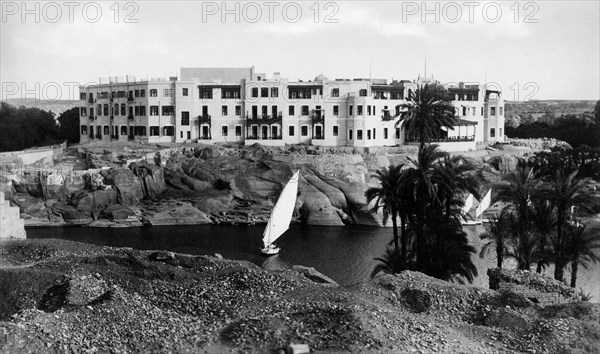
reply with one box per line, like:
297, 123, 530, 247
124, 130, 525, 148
1, 238, 599, 353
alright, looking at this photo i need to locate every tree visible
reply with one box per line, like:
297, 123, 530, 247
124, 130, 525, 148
371, 246, 404, 279
495, 159, 541, 270
396, 83, 457, 145
546, 168, 596, 281
366, 164, 406, 265
594, 100, 600, 125
440, 155, 482, 224
0, 102, 60, 152
564, 224, 600, 288
425, 224, 478, 284
479, 211, 515, 268
530, 198, 557, 273
403, 144, 453, 269
57, 107, 81, 144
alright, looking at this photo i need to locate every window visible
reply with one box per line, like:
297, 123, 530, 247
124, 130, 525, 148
80, 92, 86, 100
103, 126, 109, 135
499, 128, 503, 137
462, 107, 466, 116
182, 88, 188, 96
301, 106, 309, 115
288, 126, 295, 136
235, 105, 241, 116
367, 130, 371, 140
222, 126, 228, 136
121, 104, 126, 116
333, 125, 339, 136
357, 105, 363, 116
103, 104, 109, 116
271, 87, 278, 97
134, 106, 140, 116
301, 126, 308, 136
349, 105, 353, 116
491, 107, 496, 116
396, 128, 400, 139
80, 125, 87, 134
373, 128, 376, 139
162, 106, 174, 116
139, 106, 146, 116
134, 126, 147, 136
181, 111, 190, 125
150, 126, 159, 136
499, 107, 503, 116
481, 107, 484, 116
222, 106, 228, 116
134, 90, 139, 97
490, 128, 496, 137
235, 125, 242, 136
357, 130, 363, 140
384, 128, 388, 139
261, 88, 268, 98
199, 87, 213, 99
113, 104, 118, 115
150, 89, 157, 97
367, 106, 372, 116
164, 89, 174, 97
348, 129, 353, 140
472, 107, 476, 116
359, 89, 367, 97
180, 131, 183, 138
150, 106, 159, 116
331, 88, 339, 97
251, 87, 259, 98
118, 91, 125, 98
80, 107, 87, 116
140, 89, 145, 97
163, 126, 174, 136
333, 105, 339, 116
289, 106, 295, 116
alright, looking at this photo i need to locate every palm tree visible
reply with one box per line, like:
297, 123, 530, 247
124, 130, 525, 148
530, 198, 556, 273
366, 164, 406, 265
479, 210, 515, 268
440, 155, 482, 224
371, 246, 404, 279
564, 223, 600, 288
546, 168, 596, 281
396, 83, 457, 145
425, 224, 478, 284
403, 144, 453, 269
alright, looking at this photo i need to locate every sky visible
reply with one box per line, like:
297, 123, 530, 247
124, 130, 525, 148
1, 0, 599, 101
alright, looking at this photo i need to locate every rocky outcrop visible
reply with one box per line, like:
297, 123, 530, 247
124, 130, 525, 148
141, 201, 211, 226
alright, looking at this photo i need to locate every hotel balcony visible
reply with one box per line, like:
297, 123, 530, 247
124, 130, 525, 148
311, 113, 325, 124
381, 112, 395, 121
246, 114, 282, 124
198, 114, 211, 124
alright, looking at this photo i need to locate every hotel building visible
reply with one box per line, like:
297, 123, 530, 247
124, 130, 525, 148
78, 67, 505, 151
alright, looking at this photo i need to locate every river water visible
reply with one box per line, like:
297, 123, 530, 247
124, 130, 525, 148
27, 224, 599, 301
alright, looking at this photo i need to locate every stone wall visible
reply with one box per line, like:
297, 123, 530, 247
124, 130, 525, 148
488, 268, 577, 307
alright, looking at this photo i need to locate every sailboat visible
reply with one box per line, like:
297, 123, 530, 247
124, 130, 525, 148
261, 170, 300, 255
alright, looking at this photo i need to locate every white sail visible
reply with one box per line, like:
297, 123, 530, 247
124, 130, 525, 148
475, 188, 492, 218
462, 193, 474, 215
262, 170, 300, 247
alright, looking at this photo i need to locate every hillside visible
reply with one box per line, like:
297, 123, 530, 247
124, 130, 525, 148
1, 238, 599, 353
1, 99, 78, 117
505, 100, 597, 127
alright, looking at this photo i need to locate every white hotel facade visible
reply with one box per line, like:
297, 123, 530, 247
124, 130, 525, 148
78, 67, 505, 152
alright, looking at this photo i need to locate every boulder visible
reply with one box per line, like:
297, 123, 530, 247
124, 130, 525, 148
103, 168, 144, 206
54, 205, 93, 225
102, 204, 136, 221
297, 179, 344, 226
72, 189, 119, 213
292, 265, 338, 286
134, 164, 166, 199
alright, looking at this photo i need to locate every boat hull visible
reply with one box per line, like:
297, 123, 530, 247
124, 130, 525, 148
261, 246, 280, 255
